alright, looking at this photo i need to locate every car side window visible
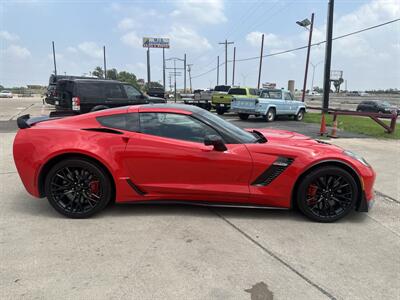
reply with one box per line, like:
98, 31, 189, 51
284, 92, 293, 100
97, 113, 139, 131
123, 85, 142, 99
105, 83, 125, 99
139, 112, 220, 143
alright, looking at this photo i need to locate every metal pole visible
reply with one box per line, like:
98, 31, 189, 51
311, 64, 316, 93
257, 34, 264, 90
232, 47, 236, 86
147, 47, 151, 84
184, 53, 187, 92
52, 41, 57, 76
174, 59, 177, 102
302, 13, 314, 102
322, 0, 334, 112
217, 56, 219, 85
103, 46, 107, 79
224, 40, 228, 85
162, 48, 166, 90
187, 64, 193, 93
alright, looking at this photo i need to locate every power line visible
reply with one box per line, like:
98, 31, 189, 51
192, 18, 399, 79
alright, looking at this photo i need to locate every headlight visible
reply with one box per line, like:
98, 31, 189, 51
343, 150, 370, 167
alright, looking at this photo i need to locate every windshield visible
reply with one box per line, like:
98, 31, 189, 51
198, 110, 258, 143
228, 88, 246, 95
381, 101, 391, 107
214, 85, 230, 92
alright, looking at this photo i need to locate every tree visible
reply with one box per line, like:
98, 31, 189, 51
92, 66, 104, 78
0, 84, 4, 90
117, 71, 140, 89
106, 68, 118, 80
144, 81, 164, 92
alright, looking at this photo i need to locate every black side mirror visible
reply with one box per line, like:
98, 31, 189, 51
204, 135, 227, 151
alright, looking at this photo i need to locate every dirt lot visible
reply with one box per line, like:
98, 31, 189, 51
1, 98, 399, 299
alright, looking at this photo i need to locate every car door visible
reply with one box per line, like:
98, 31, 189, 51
283, 92, 295, 114
123, 110, 253, 202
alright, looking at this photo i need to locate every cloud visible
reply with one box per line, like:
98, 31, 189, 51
246, 32, 292, 49
2, 45, 31, 59
66, 46, 78, 53
167, 25, 212, 52
171, 0, 227, 24
121, 32, 142, 48
0, 30, 19, 42
77, 42, 103, 59
117, 18, 138, 31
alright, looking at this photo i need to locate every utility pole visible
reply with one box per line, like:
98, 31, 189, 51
257, 34, 264, 89
322, 0, 334, 112
187, 64, 193, 93
310, 61, 322, 92
163, 48, 166, 90
165, 57, 185, 102
301, 13, 314, 102
219, 39, 234, 85
184, 53, 187, 92
103, 46, 107, 79
216, 56, 220, 85
174, 59, 177, 102
52, 41, 57, 76
146, 46, 151, 84
232, 47, 236, 86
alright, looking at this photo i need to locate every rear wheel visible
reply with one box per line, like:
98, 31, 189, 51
238, 113, 249, 120
45, 159, 112, 218
216, 107, 225, 115
296, 166, 358, 222
263, 108, 275, 122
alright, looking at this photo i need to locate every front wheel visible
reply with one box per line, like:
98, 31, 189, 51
238, 113, 249, 120
216, 107, 225, 115
45, 158, 112, 218
296, 166, 358, 222
295, 109, 305, 121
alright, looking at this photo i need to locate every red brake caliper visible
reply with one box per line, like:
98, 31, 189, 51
89, 180, 100, 194
307, 184, 318, 205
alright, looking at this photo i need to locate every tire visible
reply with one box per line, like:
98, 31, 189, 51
296, 166, 358, 222
216, 107, 225, 115
45, 158, 112, 218
263, 108, 275, 122
91, 105, 109, 112
238, 113, 249, 120
295, 109, 305, 121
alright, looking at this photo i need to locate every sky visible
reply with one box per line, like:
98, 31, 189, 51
0, 0, 399, 90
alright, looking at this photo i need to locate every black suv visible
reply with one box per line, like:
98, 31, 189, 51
356, 100, 399, 115
54, 79, 166, 114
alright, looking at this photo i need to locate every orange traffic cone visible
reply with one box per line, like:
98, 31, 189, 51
319, 113, 327, 136
328, 118, 339, 138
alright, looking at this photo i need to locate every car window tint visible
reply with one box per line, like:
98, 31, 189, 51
140, 112, 220, 143
77, 82, 105, 98
123, 85, 142, 99
228, 88, 247, 95
105, 83, 125, 98
97, 113, 139, 131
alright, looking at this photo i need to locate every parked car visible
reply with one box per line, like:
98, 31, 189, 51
356, 100, 399, 115
231, 89, 306, 122
212, 86, 258, 115
184, 90, 212, 111
14, 104, 375, 222
0, 90, 13, 98
53, 79, 165, 114
147, 87, 165, 99
45, 74, 99, 105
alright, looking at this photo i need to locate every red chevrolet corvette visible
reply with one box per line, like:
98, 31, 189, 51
13, 104, 375, 222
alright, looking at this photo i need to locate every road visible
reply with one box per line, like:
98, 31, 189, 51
1, 99, 399, 299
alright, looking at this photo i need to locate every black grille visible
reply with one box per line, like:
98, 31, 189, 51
251, 157, 294, 186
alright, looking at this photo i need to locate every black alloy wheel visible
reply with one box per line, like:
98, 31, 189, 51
297, 166, 358, 222
45, 159, 112, 218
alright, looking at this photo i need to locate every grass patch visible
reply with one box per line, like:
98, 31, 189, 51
304, 113, 399, 139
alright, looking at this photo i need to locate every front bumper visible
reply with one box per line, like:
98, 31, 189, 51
356, 191, 375, 212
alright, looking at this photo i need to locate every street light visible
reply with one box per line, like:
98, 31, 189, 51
296, 13, 314, 102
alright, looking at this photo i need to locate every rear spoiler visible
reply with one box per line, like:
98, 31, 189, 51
17, 114, 61, 129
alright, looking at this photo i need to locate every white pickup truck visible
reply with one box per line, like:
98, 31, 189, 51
231, 89, 306, 122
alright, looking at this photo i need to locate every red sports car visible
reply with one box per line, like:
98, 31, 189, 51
13, 104, 375, 222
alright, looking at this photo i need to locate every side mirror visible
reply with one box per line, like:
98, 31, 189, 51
204, 135, 227, 151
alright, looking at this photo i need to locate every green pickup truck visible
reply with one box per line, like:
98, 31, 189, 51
211, 87, 259, 115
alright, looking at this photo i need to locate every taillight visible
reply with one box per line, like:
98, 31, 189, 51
72, 96, 80, 111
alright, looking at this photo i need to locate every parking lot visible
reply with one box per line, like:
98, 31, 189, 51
1, 98, 399, 299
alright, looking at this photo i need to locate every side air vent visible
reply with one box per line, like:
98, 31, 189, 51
252, 157, 294, 186
81, 128, 123, 135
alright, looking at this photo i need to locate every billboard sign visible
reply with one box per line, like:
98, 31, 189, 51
143, 37, 170, 48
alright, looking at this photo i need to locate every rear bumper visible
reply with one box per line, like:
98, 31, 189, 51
231, 107, 256, 114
